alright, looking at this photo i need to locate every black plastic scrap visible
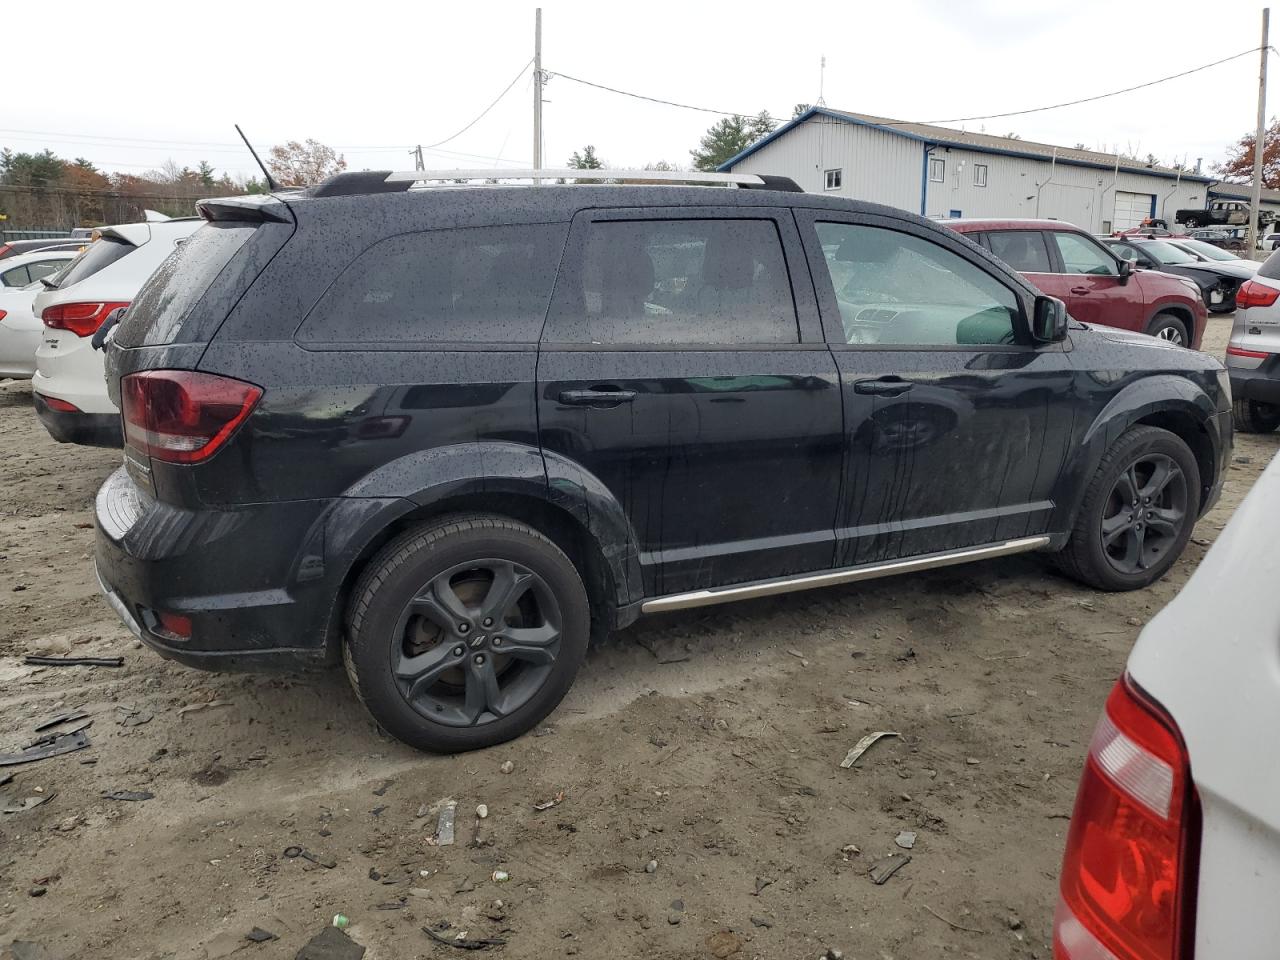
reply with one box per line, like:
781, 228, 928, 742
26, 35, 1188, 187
246, 927, 278, 943
295, 926, 365, 960
422, 925, 507, 950
33, 710, 90, 732
102, 790, 154, 802
24, 656, 123, 668
0, 729, 90, 767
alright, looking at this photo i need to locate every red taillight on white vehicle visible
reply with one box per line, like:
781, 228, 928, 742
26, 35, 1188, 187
1226, 345, 1270, 359
120, 371, 262, 464
41, 300, 131, 337
1235, 280, 1280, 309
1055, 675, 1198, 960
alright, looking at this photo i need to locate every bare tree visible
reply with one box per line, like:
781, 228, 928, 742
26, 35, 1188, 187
267, 140, 347, 186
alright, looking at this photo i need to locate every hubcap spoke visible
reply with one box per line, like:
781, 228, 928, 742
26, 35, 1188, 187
395, 643, 459, 701
1101, 512, 1131, 546
500, 621, 560, 664
1122, 526, 1147, 571
1114, 466, 1139, 505
1146, 506, 1183, 538
1139, 458, 1180, 500
412, 578, 472, 629
463, 658, 504, 724
481, 561, 534, 622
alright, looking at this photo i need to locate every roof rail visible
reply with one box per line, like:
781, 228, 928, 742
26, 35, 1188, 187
308, 169, 802, 198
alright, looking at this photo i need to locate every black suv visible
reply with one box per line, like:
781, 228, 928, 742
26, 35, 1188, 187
95, 170, 1231, 752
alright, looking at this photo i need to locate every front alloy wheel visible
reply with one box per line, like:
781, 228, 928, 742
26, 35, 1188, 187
1099, 454, 1188, 575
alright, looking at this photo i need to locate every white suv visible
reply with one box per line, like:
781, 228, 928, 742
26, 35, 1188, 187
32, 218, 202, 445
1054, 456, 1279, 959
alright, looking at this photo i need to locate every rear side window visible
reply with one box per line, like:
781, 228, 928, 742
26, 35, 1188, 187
987, 230, 1053, 273
299, 223, 568, 345
1258, 248, 1280, 280
52, 236, 134, 288
116, 223, 255, 347
548, 218, 798, 344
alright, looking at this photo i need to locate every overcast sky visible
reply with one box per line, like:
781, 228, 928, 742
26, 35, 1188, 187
3, 0, 1273, 182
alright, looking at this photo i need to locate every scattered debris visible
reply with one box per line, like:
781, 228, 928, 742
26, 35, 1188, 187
372, 780, 392, 796
749, 916, 773, 928
923, 904, 983, 933
1, 792, 57, 815
839, 731, 900, 769
32, 710, 89, 733
824, 949, 844, 960
533, 791, 565, 811
422, 924, 506, 951
895, 831, 917, 850
966, 757, 982, 765
284, 846, 337, 869
177, 700, 232, 718
434, 800, 458, 846
752, 876, 774, 896
331, 915, 350, 930
868, 853, 911, 885
24, 655, 122, 668
296, 925, 364, 960
116, 707, 152, 728
490, 870, 510, 883
644, 859, 658, 874
475, 804, 489, 819
0, 729, 91, 767
839, 844, 861, 860
667, 899, 685, 925
29, 886, 46, 897
102, 790, 154, 802
499, 760, 514, 775
706, 930, 744, 958
246, 928, 278, 943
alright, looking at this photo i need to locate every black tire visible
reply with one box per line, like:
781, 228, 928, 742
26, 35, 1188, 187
1054, 426, 1200, 591
1233, 397, 1280, 433
1146, 313, 1190, 347
344, 515, 590, 753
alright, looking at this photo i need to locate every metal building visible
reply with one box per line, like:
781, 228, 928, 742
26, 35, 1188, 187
719, 107, 1213, 234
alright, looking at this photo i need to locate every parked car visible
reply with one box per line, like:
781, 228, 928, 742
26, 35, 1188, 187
32, 218, 202, 445
1261, 231, 1280, 251
944, 219, 1207, 347
1175, 197, 1264, 229
1103, 236, 1255, 313
1222, 252, 1280, 433
1187, 227, 1247, 251
0, 251, 78, 379
1053, 452, 1278, 960
1168, 237, 1260, 274
0, 237, 88, 262
94, 172, 1230, 753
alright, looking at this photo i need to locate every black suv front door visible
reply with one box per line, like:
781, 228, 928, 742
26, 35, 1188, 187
537, 207, 843, 598
796, 210, 1076, 566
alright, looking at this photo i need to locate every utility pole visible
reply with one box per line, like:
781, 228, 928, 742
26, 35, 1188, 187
533, 8, 543, 181
410, 145, 424, 171
1248, 7, 1269, 253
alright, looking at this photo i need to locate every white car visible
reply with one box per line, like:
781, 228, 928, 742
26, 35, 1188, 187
32, 218, 203, 445
0, 250, 78, 378
1054, 455, 1278, 959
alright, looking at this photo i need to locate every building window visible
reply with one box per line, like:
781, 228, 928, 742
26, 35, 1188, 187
974, 164, 988, 187
929, 157, 945, 182
824, 168, 842, 191
1101, 220, 1112, 235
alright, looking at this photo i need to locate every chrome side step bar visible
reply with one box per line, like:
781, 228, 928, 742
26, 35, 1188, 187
640, 536, 1051, 614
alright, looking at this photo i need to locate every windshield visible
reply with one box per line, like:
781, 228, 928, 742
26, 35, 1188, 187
1136, 240, 1200, 265
1175, 239, 1236, 262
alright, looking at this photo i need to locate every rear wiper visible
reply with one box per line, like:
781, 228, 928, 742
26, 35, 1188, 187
39, 276, 60, 290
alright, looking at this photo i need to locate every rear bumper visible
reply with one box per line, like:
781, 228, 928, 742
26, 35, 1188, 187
1228, 363, 1280, 405
33, 392, 122, 446
93, 466, 339, 672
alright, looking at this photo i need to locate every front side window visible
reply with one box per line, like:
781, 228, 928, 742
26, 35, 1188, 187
825, 168, 843, 191
1135, 240, 1199, 265
987, 230, 1053, 273
974, 164, 988, 187
813, 222, 1019, 346
298, 223, 568, 344
552, 218, 798, 345
929, 157, 945, 182
0, 264, 30, 287
1051, 232, 1119, 276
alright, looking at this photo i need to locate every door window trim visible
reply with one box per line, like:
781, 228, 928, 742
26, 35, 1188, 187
540, 206, 826, 349
793, 209, 1039, 351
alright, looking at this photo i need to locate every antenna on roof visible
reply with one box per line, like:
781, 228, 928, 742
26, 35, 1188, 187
817, 55, 827, 107
234, 124, 282, 192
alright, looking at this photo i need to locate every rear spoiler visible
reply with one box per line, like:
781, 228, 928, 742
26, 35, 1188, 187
196, 194, 294, 224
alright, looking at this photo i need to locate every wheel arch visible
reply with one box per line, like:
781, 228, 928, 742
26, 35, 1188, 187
1146, 303, 1196, 338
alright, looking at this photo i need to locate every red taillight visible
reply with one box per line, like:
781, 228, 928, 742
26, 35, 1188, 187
121, 370, 262, 464
154, 610, 193, 641
40, 395, 81, 413
1226, 345, 1270, 359
41, 300, 130, 337
1235, 280, 1280, 309
0, 310, 7, 323
1055, 675, 1197, 960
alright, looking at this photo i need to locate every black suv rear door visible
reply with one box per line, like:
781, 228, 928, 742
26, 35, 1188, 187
537, 206, 843, 599
796, 209, 1076, 565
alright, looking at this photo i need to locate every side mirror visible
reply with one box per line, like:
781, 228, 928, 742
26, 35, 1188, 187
1117, 258, 1134, 285
1032, 296, 1069, 343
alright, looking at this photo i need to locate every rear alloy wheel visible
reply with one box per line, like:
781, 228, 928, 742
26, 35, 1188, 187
345, 516, 590, 753
1233, 397, 1280, 433
1055, 425, 1200, 591
1147, 314, 1189, 347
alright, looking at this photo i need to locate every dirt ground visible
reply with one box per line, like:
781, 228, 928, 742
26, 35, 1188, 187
1, 315, 1273, 960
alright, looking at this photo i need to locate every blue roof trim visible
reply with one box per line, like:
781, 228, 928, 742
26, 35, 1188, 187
718, 107, 1213, 184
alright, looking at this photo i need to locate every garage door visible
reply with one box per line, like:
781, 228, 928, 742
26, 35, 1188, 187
1113, 191, 1155, 230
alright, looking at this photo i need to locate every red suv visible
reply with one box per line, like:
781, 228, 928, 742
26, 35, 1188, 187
945, 219, 1207, 348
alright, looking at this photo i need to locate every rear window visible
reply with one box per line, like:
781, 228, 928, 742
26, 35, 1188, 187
987, 230, 1053, 273
52, 236, 135, 289
115, 223, 255, 347
1259, 249, 1280, 281
298, 223, 568, 345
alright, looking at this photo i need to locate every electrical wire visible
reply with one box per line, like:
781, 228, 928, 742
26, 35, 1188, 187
549, 71, 755, 117
422, 59, 533, 149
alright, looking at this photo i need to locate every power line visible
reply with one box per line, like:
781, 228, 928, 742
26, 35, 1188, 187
424, 59, 533, 149
549, 71, 756, 117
